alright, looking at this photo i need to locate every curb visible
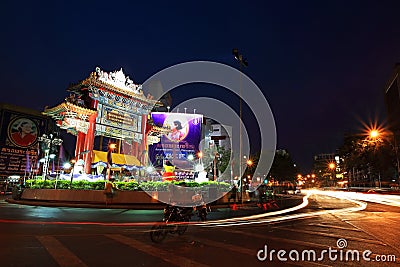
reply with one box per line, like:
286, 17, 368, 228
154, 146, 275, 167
5, 198, 260, 210
5, 197, 302, 211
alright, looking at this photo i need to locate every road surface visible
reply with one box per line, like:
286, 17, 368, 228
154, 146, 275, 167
0, 190, 399, 266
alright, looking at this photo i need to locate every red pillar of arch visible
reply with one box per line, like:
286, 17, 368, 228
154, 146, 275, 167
140, 114, 148, 165
82, 99, 99, 174
83, 113, 97, 174
75, 131, 86, 159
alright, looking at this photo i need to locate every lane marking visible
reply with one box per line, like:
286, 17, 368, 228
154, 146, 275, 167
36, 236, 87, 267
307, 223, 362, 232
224, 228, 337, 250
105, 234, 208, 267
331, 213, 400, 256
191, 236, 332, 267
274, 227, 386, 246
222, 228, 399, 264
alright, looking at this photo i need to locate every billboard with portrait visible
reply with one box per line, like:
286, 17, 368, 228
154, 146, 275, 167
0, 107, 49, 176
148, 112, 203, 169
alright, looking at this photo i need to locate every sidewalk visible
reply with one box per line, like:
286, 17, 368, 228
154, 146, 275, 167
5, 194, 304, 212
3, 195, 305, 223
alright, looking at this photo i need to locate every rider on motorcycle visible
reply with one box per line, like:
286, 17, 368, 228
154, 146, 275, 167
191, 191, 209, 221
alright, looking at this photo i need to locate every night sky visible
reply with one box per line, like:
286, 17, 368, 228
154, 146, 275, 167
1, 0, 400, 172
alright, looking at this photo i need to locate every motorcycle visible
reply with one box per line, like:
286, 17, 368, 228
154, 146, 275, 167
150, 204, 193, 243
191, 192, 209, 222
194, 203, 209, 222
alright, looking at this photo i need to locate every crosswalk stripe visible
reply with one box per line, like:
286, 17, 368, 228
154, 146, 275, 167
36, 236, 87, 267
223, 228, 334, 250
220, 228, 400, 265
275, 227, 386, 245
191, 235, 332, 267
307, 223, 362, 232
105, 234, 209, 267
193, 236, 254, 255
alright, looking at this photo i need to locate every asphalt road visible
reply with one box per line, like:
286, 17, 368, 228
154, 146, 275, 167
0, 190, 399, 267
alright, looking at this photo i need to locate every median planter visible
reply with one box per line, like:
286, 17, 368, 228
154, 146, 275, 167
21, 189, 161, 204
21, 188, 231, 205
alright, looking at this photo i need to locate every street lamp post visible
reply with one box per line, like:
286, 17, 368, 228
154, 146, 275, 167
107, 143, 117, 181
232, 48, 248, 204
38, 133, 63, 180
213, 152, 218, 181
328, 162, 335, 187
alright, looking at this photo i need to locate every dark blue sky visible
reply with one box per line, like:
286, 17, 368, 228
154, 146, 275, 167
1, 0, 400, 172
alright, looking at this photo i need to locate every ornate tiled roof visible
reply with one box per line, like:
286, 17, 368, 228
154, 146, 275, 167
43, 101, 97, 121
74, 67, 158, 106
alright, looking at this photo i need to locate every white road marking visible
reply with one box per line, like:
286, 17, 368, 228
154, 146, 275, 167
36, 235, 87, 267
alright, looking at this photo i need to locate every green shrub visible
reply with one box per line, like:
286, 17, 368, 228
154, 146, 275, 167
173, 181, 200, 187
70, 180, 91, 190
23, 179, 231, 191
140, 181, 171, 191
116, 181, 139, 191
55, 180, 70, 189
90, 181, 106, 190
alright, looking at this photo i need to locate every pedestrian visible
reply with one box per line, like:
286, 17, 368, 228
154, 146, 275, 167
228, 184, 238, 203
104, 178, 117, 205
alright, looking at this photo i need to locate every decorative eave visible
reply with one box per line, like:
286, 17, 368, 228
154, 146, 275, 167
85, 77, 157, 105
70, 67, 157, 106
43, 101, 97, 121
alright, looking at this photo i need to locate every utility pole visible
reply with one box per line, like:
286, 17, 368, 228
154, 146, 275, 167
232, 48, 248, 203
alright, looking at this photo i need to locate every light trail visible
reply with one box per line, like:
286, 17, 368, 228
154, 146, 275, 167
0, 189, 375, 228
200, 190, 366, 227
330, 191, 400, 207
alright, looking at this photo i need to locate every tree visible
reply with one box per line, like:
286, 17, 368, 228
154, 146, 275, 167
268, 150, 298, 183
338, 133, 396, 187
202, 146, 232, 180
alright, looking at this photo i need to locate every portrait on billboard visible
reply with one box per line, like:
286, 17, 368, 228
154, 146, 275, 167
166, 119, 188, 142
8, 118, 38, 147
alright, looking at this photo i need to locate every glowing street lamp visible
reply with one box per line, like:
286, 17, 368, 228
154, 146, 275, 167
328, 162, 336, 187
370, 130, 379, 139
63, 162, 71, 169
109, 143, 117, 150
328, 163, 336, 170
